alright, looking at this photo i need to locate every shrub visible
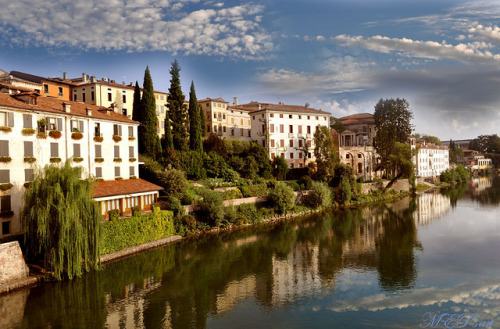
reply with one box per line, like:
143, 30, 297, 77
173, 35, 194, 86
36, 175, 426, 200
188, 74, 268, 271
22, 128, 35, 136
222, 188, 243, 200
164, 196, 184, 218
235, 203, 261, 224
222, 167, 240, 183
112, 135, 122, 142
178, 150, 206, 180
181, 191, 194, 205
108, 209, 120, 221
141, 157, 188, 198
131, 206, 142, 217
239, 183, 269, 197
337, 176, 352, 204
285, 180, 301, 191
268, 182, 295, 214
304, 181, 332, 208
198, 190, 224, 227
272, 156, 289, 181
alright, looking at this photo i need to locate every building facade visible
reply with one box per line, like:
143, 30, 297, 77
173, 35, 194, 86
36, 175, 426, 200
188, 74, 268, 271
241, 102, 330, 168
411, 141, 450, 177
0, 92, 161, 238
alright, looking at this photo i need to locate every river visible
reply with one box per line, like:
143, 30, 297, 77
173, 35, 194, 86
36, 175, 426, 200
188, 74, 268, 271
2, 177, 499, 329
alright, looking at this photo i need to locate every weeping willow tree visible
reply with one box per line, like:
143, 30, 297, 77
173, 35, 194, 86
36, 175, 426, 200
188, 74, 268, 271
22, 161, 101, 280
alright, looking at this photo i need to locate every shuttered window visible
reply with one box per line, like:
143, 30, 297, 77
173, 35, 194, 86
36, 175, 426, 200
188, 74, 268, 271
24, 141, 33, 157
114, 146, 120, 158
1, 195, 11, 212
95, 145, 102, 158
73, 144, 81, 157
113, 124, 122, 136
114, 167, 120, 177
23, 114, 32, 128
50, 143, 59, 157
128, 126, 134, 137
47, 117, 63, 131
130, 166, 135, 176
129, 146, 134, 158
0, 112, 13, 127
0, 170, 9, 184
25, 169, 34, 182
71, 120, 85, 132
0, 141, 8, 157
95, 167, 102, 178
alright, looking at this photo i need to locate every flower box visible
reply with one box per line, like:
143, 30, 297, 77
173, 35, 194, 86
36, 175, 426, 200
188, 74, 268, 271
37, 132, 47, 139
0, 126, 11, 133
73, 157, 84, 162
115, 177, 123, 180
129, 158, 137, 162
0, 183, 13, 191
24, 182, 32, 188
71, 132, 83, 140
128, 136, 136, 141
94, 136, 104, 142
50, 157, 61, 163
113, 158, 122, 163
49, 130, 62, 139
24, 157, 36, 163
22, 128, 36, 136
130, 176, 137, 179
0, 156, 11, 163
112, 135, 122, 142
95, 157, 104, 163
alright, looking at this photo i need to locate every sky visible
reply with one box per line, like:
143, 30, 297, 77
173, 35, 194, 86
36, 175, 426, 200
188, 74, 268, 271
1, 0, 499, 140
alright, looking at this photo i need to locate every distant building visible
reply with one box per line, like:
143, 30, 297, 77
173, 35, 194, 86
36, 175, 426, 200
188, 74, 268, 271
411, 139, 450, 177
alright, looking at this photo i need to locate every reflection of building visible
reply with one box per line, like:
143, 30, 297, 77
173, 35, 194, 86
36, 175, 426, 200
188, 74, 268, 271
413, 192, 451, 226
216, 275, 257, 314
411, 140, 450, 178
337, 113, 380, 180
470, 177, 493, 195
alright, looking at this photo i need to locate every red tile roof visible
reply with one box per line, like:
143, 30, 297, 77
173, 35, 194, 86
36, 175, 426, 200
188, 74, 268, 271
239, 102, 330, 115
0, 93, 137, 124
227, 105, 253, 112
93, 179, 163, 198
416, 143, 448, 150
339, 113, 374, 125
198, 97, 227, 103
0, 84, 35, 92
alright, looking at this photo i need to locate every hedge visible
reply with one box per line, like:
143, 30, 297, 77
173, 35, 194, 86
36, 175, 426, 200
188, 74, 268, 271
101, 208, 175, 254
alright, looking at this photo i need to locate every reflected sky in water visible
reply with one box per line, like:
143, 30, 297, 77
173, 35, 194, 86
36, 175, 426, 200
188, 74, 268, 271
7, 176, 500, 329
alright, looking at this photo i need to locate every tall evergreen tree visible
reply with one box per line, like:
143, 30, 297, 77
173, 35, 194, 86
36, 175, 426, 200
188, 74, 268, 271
140, 66, 162, 159
188, 81, 202, 152
132, 81, 141, 122
167, 60, 188, 151
164, 112, 174, 149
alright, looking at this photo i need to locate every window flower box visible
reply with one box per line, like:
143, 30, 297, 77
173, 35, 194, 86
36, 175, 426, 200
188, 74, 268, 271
128, 136, 136, 141
94, 136, 104, 142
113, 158, 122, 163
0, 183, 13, 191
37, 132, 47, 139
50, 157, 61, 163
95, 157, 104, 163
112, 135, 122, 142
71, 132, 83, 140
49, 130, 62, 139
22, 128, 36, 136
0, 126, 11, 133
73, 157, 84, 162
0, 156, 11, 163
24, 157, 36, 163
115, 177, 123, 180
95, 178, 104, 182
129, 158, 136, 162
24, 182, 32, 188
130, 176, 137, 179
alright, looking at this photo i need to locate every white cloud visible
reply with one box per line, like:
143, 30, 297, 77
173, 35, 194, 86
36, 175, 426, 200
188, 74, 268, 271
0, 0, 272, 59
310, 99, 373, 118
332, 35, 500, 64
469, 24, 500, 43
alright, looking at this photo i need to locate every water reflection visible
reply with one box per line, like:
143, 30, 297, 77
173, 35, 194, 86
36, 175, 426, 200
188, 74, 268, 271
9, 178, 500, 329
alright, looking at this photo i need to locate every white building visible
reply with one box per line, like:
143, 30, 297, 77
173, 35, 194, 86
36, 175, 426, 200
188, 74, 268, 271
411, 141, 450, 177
240, 102, 330, 168
0, 92, 162, 239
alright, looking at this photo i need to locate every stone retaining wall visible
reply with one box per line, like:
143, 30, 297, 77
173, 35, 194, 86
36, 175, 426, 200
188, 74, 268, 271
0, 242, 29, 284
361, 179, 410, 194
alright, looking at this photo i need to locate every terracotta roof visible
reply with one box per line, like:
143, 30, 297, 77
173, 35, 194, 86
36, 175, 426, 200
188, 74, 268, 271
44, 77, 80, 87
339, 113, 374, 125
0, 84, 34, 92
93, 179, 163, 198
10, 71, 45, 84
227, 105, 252, 112
198, 97, 227, 103
416, 143, 448, 150
239, 102, 330, 115
0, 93, 137, 124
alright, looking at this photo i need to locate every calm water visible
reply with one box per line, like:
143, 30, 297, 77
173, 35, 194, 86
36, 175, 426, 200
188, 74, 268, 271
3, 177, 500, 329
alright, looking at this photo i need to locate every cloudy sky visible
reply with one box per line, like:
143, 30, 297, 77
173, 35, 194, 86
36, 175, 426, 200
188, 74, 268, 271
1, 0, 500, 139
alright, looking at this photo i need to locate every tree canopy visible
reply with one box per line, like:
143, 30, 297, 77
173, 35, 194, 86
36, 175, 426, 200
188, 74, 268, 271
22, 162, 101, 280
313, 125, 337, 180
188, 81, 202, 152
139, 66, 162, 159
168, 60, 188, 152
374, 98, 413, 174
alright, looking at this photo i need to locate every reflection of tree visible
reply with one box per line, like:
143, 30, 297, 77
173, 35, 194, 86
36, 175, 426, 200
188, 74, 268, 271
440, 183, 468, 208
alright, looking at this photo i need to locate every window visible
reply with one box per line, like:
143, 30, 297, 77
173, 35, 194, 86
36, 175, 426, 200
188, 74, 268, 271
299, 153, 303, 159
113, 124, 122, 136
95, 145, 102, 158
270, 113, 274, 118
129, 146, 134, 158
214, 113, 217, 119
299, 139, 303, 147
0, 141, 8, 157
47, 117, 62, 131
346, 154, 350, 159
160, 95, 164, 100
289, 125, 293, 133
108, 92, 112, 102
307, 126, 311, 134
2, 221, 10, 235
240, 119, 243, 125
25, 169, 34, 182
248, 131, 251, 137
123, 109, 128, 116
358, 154, 362, 159
82, 93, 86, 102
23, 114, 32, 128
114, 146, 120, 158
115, 167, 120, 177
262, 124, 265, 133
271, 139, 275, 147
298, 115, 301, 119
280, 139, 284, 147
122, 95, 126, 103
95, 123, 101, 137
1, 195, 11, 214
95, 167, 102, 178
298, 125, 302, 134
128, 126, 134, 137
0, 170, 9, 183
261, 114, 264, 118
290, 140, 293, 147
280, 114, 283, 118
307, 116, 310, 120
289, 115, 292, 119
223, 114, 226, 119
73, 144, 81, 157
223, 126, 226, 133
50, 143, 59, 157
213, 125, 217, 132
71, 120, 84, 132
281, 152, 285, 158
0, 112, 13, 127
130, 166, 135, 176
280, 124, 284, 133
43, 84, 49, 94
316, 116, 319, 120
270, 124, 274, 133
73, 93, 77, 101
262, 140, 265, 147
91, 91, 95, 101
231, 118, 234, 124
240, 129, 244, 136
231, 128, 235, 136
271, 153, 275, 159
24, 141, 33, 157
308, 152, 312, 159
307, 140, 311, 147
290, 153, 294, 159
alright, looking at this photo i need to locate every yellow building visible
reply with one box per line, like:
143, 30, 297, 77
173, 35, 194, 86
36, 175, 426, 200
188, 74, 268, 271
199, 97, 230, 137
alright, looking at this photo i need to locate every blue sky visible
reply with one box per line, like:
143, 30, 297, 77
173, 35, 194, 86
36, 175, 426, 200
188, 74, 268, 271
1, 0, 500, 139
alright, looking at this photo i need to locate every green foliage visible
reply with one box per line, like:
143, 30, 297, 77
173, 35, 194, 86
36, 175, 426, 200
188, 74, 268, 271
163, 113, 174, 150
449, 140, 464, 164
164, 196, 184, 218
272, 156, 289, 180
440, 164, 469, 185
188, 81, 203, 152
225, 139, 251, 155
374, 98, 413, 173
204, 151, 229, 178
108, 209, 120, 221
389, 142, 413, 178
198, 189, 224, 227
222, 188, 244, 200
248, 141, 273, 179
285, 180, 301, 191
131, 205, 141, 217
22, 161, 101, 280
168, 60, 188, 151
238, 182, 269, 197
330, 116, 346, 133
469, 134, 500, 154
101, 210, 175, 254
268, 182, 295, 213
337, 175, 352, 204
140, 156, 187, 198
419, 134, 442, 146
178, 150, 206, 180
304, 181, 332, 208
313, 125, 337, 180
139, 66, 162, 159
203, 133, 227, 157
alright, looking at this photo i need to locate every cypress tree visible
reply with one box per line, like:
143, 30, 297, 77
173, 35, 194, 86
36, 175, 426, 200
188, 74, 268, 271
140, 66, 162, 159
188, 81, 202, 152
132, 81, 141, 122
164, 112, 174, 149
22, 161, 101, 280
168, 60, 188, 151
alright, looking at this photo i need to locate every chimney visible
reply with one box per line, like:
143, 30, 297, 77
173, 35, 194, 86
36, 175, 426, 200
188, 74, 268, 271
90, 76, 96, 83
102, 77, 107, 82
86, 108, 92, 116
110, 80, 115, 84
62, 102, 71, 113
63, 72, 67, 80
82, 73, 88, 82
278, 101, 283, 105
233, 97, 238, 106
110, 103, 119, 113
258, 104, 261, 110
122, 81, 125, 85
